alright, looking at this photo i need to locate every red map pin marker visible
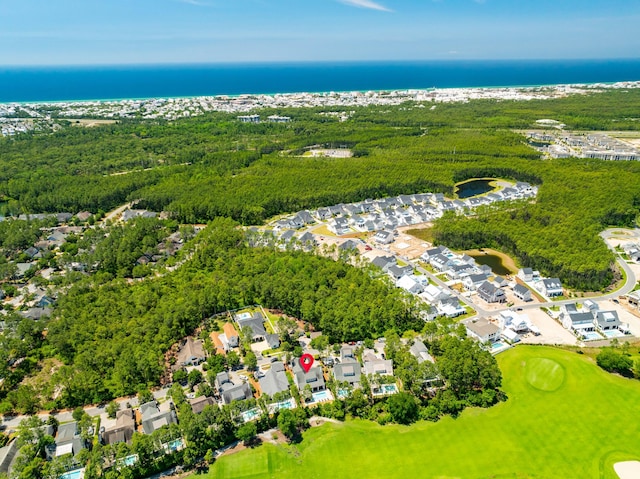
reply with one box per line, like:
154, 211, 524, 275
299, 353, 314, 373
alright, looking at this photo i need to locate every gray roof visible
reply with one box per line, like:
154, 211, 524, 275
259, 361, 290, 397
237, 316, 267, 339
333, 360, 362, 385
595, 310, 621, 328
221, 383, 253, 404
266, 333, 281, 349
293, 364, 325, 390
567, 312, 594, 325
56, 422, 78, 445
141, 410, 177, 435
409, 340, 434, 363
513, 284, 530, 295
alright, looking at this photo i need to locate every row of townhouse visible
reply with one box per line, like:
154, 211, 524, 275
272, 182, 538, 236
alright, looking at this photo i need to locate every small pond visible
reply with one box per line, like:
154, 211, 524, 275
469, 253, 513, 276
456, 179, 496, 199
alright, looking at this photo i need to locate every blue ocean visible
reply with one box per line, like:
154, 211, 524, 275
1, 59, 640, 103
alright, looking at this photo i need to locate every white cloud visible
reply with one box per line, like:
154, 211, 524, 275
338, 0, 392, 12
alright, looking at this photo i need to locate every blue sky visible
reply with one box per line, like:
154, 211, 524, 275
1, 0, 639, 65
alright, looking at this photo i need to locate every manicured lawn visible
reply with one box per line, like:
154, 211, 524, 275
197, 346, 640, 478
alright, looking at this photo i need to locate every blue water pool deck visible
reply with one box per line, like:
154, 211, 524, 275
336, 389, 350, 399
164, 438, 185, 453
118, 454, 139, 467
268, 398, 296, 413
582, 331, 604, 341
372, 383, 399, 397
603, 329, 624, 338
490, 341, 511, 355
309, 389, 334, 405
60, 469, 84, 479
241, 407, 262, 423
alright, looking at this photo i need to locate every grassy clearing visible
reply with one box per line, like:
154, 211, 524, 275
198, 346, 640, 479
406, 226, 435, 244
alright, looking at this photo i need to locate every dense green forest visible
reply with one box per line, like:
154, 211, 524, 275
0, 219, 422, 412
3, 89, 640, 288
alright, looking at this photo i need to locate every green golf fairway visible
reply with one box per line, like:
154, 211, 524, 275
198, 346, 640, 478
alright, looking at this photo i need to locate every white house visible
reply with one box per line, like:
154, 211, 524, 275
397, 275, 424, 295
465, 319, 501, 344
537, 278, 563, 298
512, 284, 532, 302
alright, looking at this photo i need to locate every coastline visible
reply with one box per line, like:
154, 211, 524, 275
2, 58, 640, 106
2, 79, 638, 107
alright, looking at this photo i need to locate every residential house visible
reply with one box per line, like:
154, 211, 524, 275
48, 422, 87, 459
215, 374, 253, 404
101, 409, 135, 445
465, 318, 501, 344
518, 268, 534, 282
595, 311, 621, 332
293, 363, 325, 393
397, 275, 424, 294
363, 357, 394, 377
387, 264, 413, 280
373, 230, 395, 245
512, 284, 532, 302
429, 254, 452, 272
371, 255, 396, 272
176, 337, 206, 366
339, 239, 359, 252
463, 273, 489, 291
259, 361, 290, 397
210, 332, 226, 355
329, 217, 350, 235
189, 396, 216, 415
223, 322, 240, 348
265, 333, 281, 350
562, 312, 596, 335
409, 340, 434, 363
140, 401, 178, 435
333, 360, 362, 387
236, 312, 267, 342
538, 278, 563, 298
477, 281, 506, 303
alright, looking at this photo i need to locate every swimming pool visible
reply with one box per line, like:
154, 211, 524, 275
383, 384, 398, 393
603, 329, 624, 338
274, 398, 295, 410
119, 455, 138, 467
311, 390, 332, 402
241, 408, 261, 422
167, 438, 184, 452
60, 469, 84, 479
336, 389, 350, 399
582, 331, 602, 341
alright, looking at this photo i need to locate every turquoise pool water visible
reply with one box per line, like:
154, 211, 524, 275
383, 384, 398, 393
121, 455, 138, 466
241, 408, 260, 422
312, 390, 331, 402
60, 469, 84, 479
603, 330, 623, 338
274, 398, 295, 410
583, 331, 602, 341
167, 438, 183, 452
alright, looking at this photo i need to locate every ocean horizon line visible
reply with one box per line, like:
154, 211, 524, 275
2, 59, 640, 104
2, 57, 640, 69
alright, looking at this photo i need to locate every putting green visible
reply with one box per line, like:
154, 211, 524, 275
195, 346, 640, 479
524, 357, 565, 391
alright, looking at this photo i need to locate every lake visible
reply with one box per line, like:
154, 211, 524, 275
468, 253, 513, 276
455, 179, 496, 199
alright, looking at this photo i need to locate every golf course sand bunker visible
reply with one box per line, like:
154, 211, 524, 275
614, 461, 640, 479
525, 357, 565, 391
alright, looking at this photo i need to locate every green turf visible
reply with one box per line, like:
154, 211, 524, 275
197, 346, 640, 479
